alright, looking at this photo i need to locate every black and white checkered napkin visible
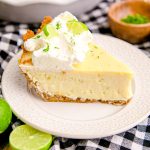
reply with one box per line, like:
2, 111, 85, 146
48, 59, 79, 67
0, 0, 150, 149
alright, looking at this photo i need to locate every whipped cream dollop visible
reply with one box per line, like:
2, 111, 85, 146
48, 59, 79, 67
24, 11, 93, 71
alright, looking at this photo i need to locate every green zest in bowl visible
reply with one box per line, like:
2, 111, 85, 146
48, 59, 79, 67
121, 14, 150, 24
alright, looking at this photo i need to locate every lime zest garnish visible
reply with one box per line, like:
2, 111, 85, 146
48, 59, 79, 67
43, 24, 58, 38
36, 35, 41, 38
70, 37, 75, 45
56, 22, 61, 30
121, 14, 150, 24
33, 35, 41, 39
94, 45, 98, 49
43, 43, 50, 52
67, 20, 88, 35
54, 46, 59, 49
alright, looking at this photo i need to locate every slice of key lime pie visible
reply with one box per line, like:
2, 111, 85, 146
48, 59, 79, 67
19, 12, 133, 105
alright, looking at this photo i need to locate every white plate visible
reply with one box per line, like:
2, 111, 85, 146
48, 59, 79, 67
2, 34, 150, 139
0, 0, 78, 6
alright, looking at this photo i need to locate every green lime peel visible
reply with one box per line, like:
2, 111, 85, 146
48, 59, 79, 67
121, 14, 150, 24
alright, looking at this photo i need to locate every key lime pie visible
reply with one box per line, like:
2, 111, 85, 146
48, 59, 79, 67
19, 12, 133, 105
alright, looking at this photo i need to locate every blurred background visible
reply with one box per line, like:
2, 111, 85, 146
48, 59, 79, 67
0, 0, 100, 23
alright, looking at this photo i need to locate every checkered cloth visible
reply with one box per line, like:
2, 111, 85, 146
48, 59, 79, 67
0, 0, 150, 149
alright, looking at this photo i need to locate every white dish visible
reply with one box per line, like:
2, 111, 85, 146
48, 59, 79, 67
2, 34, 150, 139
0, 0, 79, 6
0, 0, 99, 23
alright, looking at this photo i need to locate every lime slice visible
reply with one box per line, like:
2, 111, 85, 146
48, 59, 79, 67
67, 20, 88, 35
0, 98, 12, 134
43, 24, 58, 38
9, 125, 53, 150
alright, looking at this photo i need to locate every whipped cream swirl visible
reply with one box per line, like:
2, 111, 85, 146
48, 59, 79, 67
24, 11, 93, 71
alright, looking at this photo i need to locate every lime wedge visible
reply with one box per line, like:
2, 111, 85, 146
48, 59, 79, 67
43, 24, 58, 38
9, 125, 53, 150
0, 98, 12, 134
67, 20, 88, 35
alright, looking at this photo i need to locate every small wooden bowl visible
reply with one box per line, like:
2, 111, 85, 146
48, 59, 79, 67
108, 0, 150, 44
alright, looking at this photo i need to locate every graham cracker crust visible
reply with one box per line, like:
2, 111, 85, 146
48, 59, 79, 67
22, 71, 130, 105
